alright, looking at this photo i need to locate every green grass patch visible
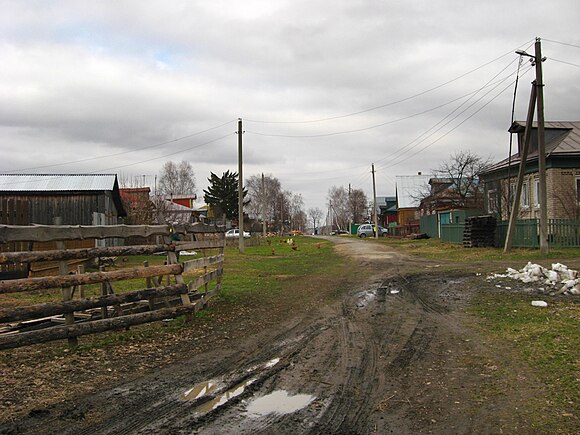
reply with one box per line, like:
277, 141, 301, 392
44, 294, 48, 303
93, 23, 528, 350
379, 237, 580, 263
219, 236, 343, 304
472, 291, 579, 431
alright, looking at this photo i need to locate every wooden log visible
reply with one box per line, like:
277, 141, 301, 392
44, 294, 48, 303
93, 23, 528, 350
0, 244, 174, 265
175, 240, 226, 250
0, 305, 196, 350
182, 255, 224, 273
188, 269, 221, 293
0, 264, 183, 294
0, 284, 188, 323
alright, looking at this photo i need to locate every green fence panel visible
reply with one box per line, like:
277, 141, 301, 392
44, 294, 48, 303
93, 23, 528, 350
496, 219, 580, 248
420, 215, 438, 238
440, 223, 465, 244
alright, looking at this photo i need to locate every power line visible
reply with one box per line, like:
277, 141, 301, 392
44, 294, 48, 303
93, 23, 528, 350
378, 76, 524, 171
3, 119, 237, 173
245, 75, 519, 139
244, 40, 535, 125
373, 61, 528, 167
543, 38, 580, 50
549, 58, 580, 69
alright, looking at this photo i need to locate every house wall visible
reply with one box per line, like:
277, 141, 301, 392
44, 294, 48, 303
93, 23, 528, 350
0, 192, 120, 225
485, 168, 580, 220
398, 208, 418, 225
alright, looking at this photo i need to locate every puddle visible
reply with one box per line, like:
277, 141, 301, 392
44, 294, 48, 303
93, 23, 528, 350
193, 378, 257, 414
182, 381, 218, 401
264, 358, 280, 368
246, 390, 315, 417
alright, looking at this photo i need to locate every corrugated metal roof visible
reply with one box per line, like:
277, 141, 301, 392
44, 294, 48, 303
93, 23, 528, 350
396, 175, 432, 208
483, 121, 580, 174
0, 174, 118, 191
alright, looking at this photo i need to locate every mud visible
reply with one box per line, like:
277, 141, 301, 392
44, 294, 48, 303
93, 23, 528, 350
1, 237, 547, 434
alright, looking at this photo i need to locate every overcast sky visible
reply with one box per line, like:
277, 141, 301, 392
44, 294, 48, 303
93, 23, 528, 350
2, 1, 579, 212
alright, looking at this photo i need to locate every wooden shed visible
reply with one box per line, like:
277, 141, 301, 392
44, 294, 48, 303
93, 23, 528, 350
0, 174, 126, 225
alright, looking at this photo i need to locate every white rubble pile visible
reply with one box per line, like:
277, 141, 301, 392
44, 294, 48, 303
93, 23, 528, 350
487, 262, 580, 296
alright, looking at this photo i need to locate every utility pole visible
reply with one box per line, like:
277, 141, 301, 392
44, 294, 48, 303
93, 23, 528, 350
504, 84, 536, 252
535, 38, 549, 254
348, 183, 352, 235
329, 200, 333, 234
506, 39, 548, 253
237, 118, 244, 253
261, 173, 266, 236
372, 164, 378, 239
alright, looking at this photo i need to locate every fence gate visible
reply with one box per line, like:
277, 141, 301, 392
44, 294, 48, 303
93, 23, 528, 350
0, 223, 225, 350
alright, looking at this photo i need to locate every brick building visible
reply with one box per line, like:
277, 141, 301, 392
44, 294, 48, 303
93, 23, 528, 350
480, 121, 580, 220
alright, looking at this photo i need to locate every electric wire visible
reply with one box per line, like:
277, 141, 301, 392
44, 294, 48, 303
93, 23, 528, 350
377, 72, 531, 172
549, 58, 580, 69
542, 38, 580, 50
3, 119, 237, 173
372, 59, 523, 167
244, 39, 535, 124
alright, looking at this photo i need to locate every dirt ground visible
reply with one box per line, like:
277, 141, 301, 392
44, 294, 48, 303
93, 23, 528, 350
0, 237, 560, 434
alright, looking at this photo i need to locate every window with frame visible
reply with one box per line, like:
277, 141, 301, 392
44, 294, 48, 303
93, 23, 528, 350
577, 177, 580, 204
488, 189, 498, 213
534, 179, 540, 208
521, 182, 530, 208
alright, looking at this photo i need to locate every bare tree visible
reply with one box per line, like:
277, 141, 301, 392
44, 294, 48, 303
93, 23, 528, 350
158, 161, 196, 196
288, 193, 305, 231
349, 188, 368, 223
308, 207, 323, 232
246, 174, 282, 224
431, 151, 492, 208
327, 186, 349, 230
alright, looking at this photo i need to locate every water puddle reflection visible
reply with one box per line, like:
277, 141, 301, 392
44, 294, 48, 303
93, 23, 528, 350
182, 381, 217, 401
193, 378, 257, 414
246, 390, 315, 417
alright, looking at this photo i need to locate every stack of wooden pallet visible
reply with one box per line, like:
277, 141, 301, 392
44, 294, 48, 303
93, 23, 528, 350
463, 215, 496, 248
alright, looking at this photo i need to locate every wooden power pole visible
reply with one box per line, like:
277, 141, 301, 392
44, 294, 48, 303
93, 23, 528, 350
534, 38, 549, 254
237, 118, 244, 253
372, 164, 378, 239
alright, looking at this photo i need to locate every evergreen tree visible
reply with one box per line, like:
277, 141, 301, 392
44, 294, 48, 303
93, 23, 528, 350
203, 171, 248, 220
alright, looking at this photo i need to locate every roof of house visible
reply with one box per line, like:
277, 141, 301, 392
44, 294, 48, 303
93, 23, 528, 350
0, 174, 119, 192
396, 175, 432, 208
484, 121, 580, 173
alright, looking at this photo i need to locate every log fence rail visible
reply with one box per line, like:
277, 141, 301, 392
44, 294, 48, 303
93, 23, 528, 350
0, 223, 225, 350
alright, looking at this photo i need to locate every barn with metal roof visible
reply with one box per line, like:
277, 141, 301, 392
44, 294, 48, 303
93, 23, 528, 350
0, 174, 126, 225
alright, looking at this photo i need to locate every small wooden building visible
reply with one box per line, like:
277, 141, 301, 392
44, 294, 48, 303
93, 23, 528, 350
0, 174, 126, 225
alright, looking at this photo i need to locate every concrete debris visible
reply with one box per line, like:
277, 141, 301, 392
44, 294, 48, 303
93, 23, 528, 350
487, 262, 580, 296
531, 300, 548, 307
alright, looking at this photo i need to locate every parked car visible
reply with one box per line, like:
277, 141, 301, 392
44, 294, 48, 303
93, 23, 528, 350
330, 229, 349, 236
357, 224, 389, 238
225, 229, 251, 238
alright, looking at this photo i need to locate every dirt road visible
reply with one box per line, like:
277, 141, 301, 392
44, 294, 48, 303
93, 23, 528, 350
1, 237, 545, 434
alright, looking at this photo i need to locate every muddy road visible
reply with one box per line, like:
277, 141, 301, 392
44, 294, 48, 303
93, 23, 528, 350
2, 237, 543, 434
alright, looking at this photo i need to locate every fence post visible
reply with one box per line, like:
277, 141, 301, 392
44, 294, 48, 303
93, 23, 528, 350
55, 216, 78, 349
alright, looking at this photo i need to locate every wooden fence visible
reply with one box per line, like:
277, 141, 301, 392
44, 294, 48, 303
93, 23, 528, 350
0, 223, 224, 350
0, 199, 30, 279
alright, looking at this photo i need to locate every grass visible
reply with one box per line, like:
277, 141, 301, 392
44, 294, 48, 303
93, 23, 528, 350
219, 236, 344, 304
377, 236, 580, 264
472, 291, 579, 432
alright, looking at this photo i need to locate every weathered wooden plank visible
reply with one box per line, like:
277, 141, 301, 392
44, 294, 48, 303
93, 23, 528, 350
176, 240, 226, 250
187, 269, 222, 293
0, 264, 183, 294
173, 223, 225, 234
0, 244, 174, 265
0, 305, 196, 350
0, 225, 171, 243
182, 255, 224, 273
0, 284, 188, 323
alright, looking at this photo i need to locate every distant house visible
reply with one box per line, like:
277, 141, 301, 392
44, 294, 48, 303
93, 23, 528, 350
119, 187, 153, 225
396, 174, 432, 225
375, 196, 397, 226
480, 121, 580, 220
0, 174, 126, 225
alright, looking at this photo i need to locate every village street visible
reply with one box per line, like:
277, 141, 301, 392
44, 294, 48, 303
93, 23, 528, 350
1, 236, 555, 434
